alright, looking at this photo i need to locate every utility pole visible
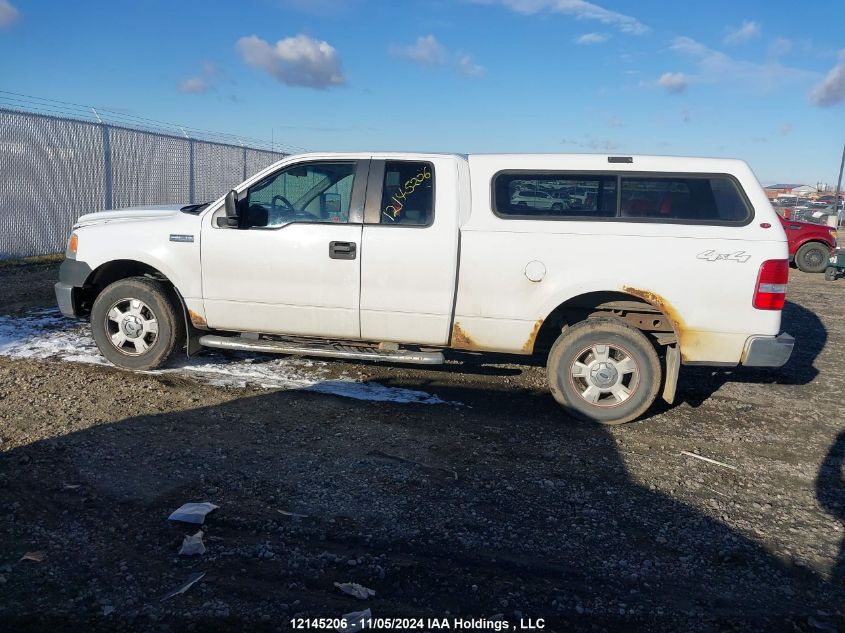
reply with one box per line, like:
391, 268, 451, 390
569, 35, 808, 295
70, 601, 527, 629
834, 142, 845, 225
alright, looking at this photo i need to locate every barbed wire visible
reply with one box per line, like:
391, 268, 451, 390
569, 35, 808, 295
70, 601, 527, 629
0, 90, 309, 154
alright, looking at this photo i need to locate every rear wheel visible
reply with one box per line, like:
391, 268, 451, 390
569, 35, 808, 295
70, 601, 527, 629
825, 266, 837, 281
795, 241, 829, 273
547, 318, 661, 425
90, 277, 184, 370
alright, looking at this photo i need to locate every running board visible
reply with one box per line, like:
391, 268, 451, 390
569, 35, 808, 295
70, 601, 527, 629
198, 334, 445, 365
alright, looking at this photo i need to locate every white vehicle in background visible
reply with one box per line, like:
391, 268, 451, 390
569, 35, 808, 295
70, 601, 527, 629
510, 188, 567, 211
56, 153, 794, 425
566, 186, 596, 207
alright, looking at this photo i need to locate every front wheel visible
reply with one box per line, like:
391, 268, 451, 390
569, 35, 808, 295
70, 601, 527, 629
795, 242, 829, 273
90, 277, 184, 370
547, 318, 662, 425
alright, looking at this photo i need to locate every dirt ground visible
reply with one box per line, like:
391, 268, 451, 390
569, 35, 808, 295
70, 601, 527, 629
0, 260, 843, 632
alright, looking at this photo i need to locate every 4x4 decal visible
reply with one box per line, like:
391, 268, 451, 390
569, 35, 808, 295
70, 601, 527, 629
696, 250, 751, 263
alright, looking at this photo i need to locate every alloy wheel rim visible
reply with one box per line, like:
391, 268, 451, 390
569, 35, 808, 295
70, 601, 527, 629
569, 343, 639, 407
104, 297, 159, 356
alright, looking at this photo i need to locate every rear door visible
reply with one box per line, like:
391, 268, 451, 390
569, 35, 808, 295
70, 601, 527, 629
359, 157, 460, 345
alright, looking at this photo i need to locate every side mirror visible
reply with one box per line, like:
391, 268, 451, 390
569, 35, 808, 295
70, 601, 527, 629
224, 189, 239, 221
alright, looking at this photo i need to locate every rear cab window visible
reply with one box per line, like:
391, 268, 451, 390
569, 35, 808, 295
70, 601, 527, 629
492, 171, 752, 224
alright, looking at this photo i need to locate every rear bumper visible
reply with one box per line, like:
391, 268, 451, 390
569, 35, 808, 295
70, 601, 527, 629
741, 333, 794, 367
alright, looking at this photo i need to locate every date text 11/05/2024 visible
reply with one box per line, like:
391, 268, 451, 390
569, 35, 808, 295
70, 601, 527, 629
290, 616, 546, 630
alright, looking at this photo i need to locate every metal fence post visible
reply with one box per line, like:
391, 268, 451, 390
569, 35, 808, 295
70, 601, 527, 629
101, 124, 113, 210
188, 137, 195, 204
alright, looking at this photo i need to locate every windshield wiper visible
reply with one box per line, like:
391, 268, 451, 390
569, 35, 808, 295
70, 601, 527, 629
180, 203, 211, 215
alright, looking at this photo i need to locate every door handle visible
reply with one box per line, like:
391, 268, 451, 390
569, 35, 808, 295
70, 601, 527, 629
329, 241, 357, 260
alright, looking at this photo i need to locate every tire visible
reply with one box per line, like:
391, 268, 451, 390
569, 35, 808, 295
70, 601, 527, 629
547, 318, 661, 425
551, 203, 563, 211
825, 266, 837, 281
90, 277, 185, 370
795, 241, 829, 273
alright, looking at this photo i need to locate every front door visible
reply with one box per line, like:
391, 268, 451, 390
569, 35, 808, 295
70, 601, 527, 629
201, 159, 368, 339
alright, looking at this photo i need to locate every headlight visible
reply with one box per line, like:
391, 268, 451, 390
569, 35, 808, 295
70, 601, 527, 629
67, 233, 78, 256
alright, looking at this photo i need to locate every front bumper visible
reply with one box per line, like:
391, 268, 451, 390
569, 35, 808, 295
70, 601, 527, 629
741, 333, 795, 367
54, 258, 93, 318
54, 282, 78, 318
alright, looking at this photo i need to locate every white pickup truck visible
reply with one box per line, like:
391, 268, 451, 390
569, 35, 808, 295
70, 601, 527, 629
56, 152, 794, 424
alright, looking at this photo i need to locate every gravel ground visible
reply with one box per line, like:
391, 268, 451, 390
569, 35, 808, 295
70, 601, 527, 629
0, 261, 843, 632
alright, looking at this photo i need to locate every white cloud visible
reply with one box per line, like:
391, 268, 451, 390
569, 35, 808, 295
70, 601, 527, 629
575, 32, 610, 45
178, 63, 219, 95
179, 78, 210, 94
391, 35, 448, 66
657, 72, 688, 94
808, 51, 845, 107
562, 136, 621, 151
392, 35, 485, 79
456, 54, 485, 77
723, 20, 761, 45
669, 35, 816, 94
0, 0, 20, 28
236, 34, 345, 89
473, 0, 648, 35
671, 36, 713, 58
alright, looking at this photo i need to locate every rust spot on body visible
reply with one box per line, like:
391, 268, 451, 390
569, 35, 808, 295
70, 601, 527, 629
521, 319, 544, 354
450, 322, 479, 350
188, 309, 207, 328
622, 286, 688, 359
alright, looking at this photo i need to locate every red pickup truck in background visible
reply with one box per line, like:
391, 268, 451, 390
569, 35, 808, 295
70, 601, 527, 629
777, 214, 838, 273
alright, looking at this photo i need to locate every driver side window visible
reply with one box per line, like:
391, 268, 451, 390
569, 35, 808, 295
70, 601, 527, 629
244, 161, 356, 228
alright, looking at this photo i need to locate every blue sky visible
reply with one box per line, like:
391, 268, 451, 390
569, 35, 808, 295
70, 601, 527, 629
1, 0, 844, 184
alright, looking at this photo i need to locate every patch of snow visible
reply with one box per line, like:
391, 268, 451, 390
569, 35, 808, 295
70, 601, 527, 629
0, 310, 455, 406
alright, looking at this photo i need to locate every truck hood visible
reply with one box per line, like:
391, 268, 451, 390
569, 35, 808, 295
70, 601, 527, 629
74, 204, 186, 228
784, 218, 834, 232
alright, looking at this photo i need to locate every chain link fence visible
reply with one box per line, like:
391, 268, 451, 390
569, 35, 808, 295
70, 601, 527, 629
0, 108, 288, 260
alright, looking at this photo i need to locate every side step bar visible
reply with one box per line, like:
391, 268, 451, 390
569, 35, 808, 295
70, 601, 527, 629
198, 334, 445, 365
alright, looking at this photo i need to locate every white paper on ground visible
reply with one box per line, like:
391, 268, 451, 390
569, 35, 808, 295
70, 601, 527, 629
168, 502, 219, 524
178, 530, 206, 555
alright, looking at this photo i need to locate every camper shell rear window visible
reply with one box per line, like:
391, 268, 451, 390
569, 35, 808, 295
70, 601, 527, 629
492, 171, 753, 225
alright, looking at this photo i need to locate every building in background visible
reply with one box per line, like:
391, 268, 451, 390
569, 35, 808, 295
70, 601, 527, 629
764, 183, 821, 199
791, 184, 819, 196
764, 184, 804, 199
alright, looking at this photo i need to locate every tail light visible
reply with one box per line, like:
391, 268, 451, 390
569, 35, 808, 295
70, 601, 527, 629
753, 259, 788, 310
